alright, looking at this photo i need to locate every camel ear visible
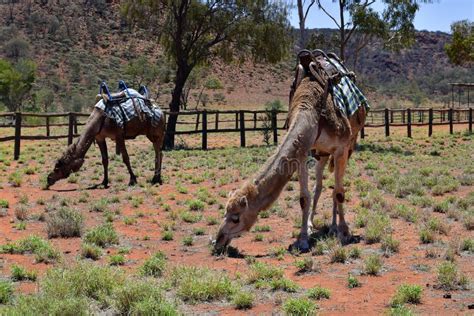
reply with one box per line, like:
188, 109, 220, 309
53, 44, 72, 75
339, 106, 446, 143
239, 196, 248, 208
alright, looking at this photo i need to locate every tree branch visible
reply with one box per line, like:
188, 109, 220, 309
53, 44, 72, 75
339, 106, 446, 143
316, 0, 340, 28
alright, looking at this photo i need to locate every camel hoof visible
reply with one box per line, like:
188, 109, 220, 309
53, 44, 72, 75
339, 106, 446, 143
151, 175, 162, 185
128, 179, 137, 186
291, 239, 310, 253
337, 224, 351, 244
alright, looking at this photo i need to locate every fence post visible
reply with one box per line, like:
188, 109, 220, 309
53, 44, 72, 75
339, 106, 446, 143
215, 112, 219, 130
68, 112, 74, 145
407, 108, 412, 138
235, 112, 239, 130
46, 116, 50, 137
239, 110, 246, 148
390, 110, 394, 123
74, 115, 78, 134
202, 111, 207, 150
195, 113, 200, 131
469, 108, 472, 134
14, 112, 22, 160
271, 110, 278, 145
402, 110, 405, 124
254, 112, 257, 129
449, 108, 453, 134
428, 108, 433, 137
384, 108, 390, 137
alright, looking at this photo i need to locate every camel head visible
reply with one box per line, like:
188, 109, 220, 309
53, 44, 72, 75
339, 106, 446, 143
213, 183, 260, 253
46, 144, 84, 188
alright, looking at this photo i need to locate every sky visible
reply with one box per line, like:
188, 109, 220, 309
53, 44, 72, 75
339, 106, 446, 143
289, 0, 474, 33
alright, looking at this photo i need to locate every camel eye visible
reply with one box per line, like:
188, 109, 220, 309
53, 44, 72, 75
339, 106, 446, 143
230, 214, 240, 224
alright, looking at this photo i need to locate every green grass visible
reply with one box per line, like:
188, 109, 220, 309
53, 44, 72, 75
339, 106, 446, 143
330, 246, 347, 263
170, 266, 236, 303
307, 286, 331, 300
461, 238, 474, 253
81, 243, 102, 260
109, 254, 126, 266
11, 264, 37, 281
0, 280, 13, 304
363, 254, 383, 275
381, 235, 400, 255
437, 261, 469, 290
84, 223, 119, 248
0, 236, 60, 263
161, 230, 174, 241
0, 199, 9, 208
232, 291, 254, 309
139, 252, 167, 277
282, 297, 317, 316
46, 207, 84, 238
182, 236, 193, 246
348, 274, 361, 288
294, 257, 313, 273
390, 284, 423, 307
365, 212, 391, 244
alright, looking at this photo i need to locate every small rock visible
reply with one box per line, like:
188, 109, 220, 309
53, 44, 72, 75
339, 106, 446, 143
442, 293, 451, 299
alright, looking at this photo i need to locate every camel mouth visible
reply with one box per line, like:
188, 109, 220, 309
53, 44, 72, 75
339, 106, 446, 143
212, 231, 231, 254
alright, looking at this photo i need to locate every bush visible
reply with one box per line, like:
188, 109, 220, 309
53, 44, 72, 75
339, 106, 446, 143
365, 213, 391, 244
204, 77, 223, 89
84, 223, 119, 248
232, 291, 254, 309
81, 243, 102, 260
46, 207, 84, 238
247, 261, 283, 284
330, 246, 347, 263
294, 257, 313, 272
0, 280, 13, 304
0, 199, 9, 208
170, 266, 235, 303
11, 264, 37, 281
437, 261, 469, 290
14, 205, 29, 221
109, 254, 125, 266
347, 274, 361, 288
282, 297, 317, 316
0, 236, 60, 263
390, 284, 423, 307
461, 238, 474, 253
363, 254, 383, 275
140, 252, 167, 278
307, 286, 331, 300
381, 236, 400, 255
187, 199, 205, 211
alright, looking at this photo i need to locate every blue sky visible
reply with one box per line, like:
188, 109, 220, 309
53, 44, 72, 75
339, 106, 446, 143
289, 0, 474, 33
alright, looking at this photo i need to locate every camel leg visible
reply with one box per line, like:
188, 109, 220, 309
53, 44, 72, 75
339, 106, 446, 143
148, 136, 163, 185
295, 156, 311, 253
310, 155, 329, 231
333, 149, 350, 242
97, 140, 109, 188
116, 137, 137, 186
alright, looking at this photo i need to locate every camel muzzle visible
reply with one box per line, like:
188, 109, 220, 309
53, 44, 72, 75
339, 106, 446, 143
212, 230, 231, 254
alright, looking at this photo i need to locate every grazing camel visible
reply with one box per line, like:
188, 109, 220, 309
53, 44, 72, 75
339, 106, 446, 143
214, 77, 367, 253
47, 103, 165, 188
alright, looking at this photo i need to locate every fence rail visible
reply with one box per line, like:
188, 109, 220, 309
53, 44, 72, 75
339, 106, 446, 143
0, 107, 472, 160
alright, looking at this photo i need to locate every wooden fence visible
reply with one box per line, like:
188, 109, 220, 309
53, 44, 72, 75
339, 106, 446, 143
0, 107, 472, 160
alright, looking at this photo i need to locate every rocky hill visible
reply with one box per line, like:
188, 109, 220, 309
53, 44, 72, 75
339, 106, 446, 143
0, 1, 471, 112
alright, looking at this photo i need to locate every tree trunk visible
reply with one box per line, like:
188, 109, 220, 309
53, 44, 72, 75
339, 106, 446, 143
339, 0, 345, 61
163, 63, 192, 149
297, 0, 306, 48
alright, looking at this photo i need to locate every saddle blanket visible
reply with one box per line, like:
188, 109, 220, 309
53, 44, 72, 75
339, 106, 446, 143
332, 76, 370, 117
95, 89, 163, 128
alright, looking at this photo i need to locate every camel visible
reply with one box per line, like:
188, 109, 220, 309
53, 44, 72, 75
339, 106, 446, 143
214, 77, 366, 253
46, 106, 165, 188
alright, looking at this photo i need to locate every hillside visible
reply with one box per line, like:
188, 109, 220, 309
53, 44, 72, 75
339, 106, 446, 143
0, 1, 472, 112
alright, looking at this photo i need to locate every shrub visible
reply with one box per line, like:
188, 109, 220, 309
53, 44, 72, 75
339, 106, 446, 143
182, 236, 193, 246
180, 211, 202, 223
389, 305, 415, 316
14, 205, 29, 221
232, 291, 254, 309
269, 278, 299, 292
46, 207, 84, 238
307, 286, 331, 300
461, 238, 474, 253
0, 236, 60, 263
365, 213, 391, 244
170, 266, 235, 303
381, 236, 400, 255
161, 230, 173, 241
81, 243, 102, 260
140, 252, 167, 277
11, 264, 37, 281
8, 171, 23, 187
349, 247, 362, 259
204, 77, 223, 89
84, 223, 119, 248
0, 199, 9, 208
437, 261, 469, 290
0, 280, 13, 304
419, 228, 434, 244
109, 254, 125, 266
393, 204, 418, 223
390, 284, 423, 307
89, 198, 109, 212
347, 274, 361, 288
330, 246, 347, 263
294, 257, 313, 273
282, 297, 317, 316
247, 261, 283, 284
187, 199, 205, 211
363, 254, 383, 275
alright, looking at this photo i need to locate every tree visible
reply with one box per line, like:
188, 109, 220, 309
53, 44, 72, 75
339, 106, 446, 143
445, 20, 473, 66
0, 59, 36, 112
316, 0, 429, 62
123, 0, 291, 148
297, 0, 316, 48
124, 56, 160, 88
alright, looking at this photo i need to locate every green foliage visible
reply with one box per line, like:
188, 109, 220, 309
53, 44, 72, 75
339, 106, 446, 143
437, 261, 469, 290
46, 207, 84, 238
204, 77, 223, 90
390, 284, 423, 307
232, 291, 254, 310
347, 274, 361, 288
11, 264, 37, 281
0, 199, 9, 208
84, 223, 119, 248
109, 254, 126, 266
0, 280, 13, 304
0, 58, 36, 112
170, 266, 236, 303
282, 297, 317, 316
80, 243, 102, 260
445, 20, 473, 65
363, 254, 383, 275
0, 235, 60, 263
140, 252, 167, 278
307, 286, 331, 300
124, 56, 160, 86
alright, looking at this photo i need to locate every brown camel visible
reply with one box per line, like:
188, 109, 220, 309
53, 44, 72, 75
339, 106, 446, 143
47, 107, 165, 188
214, 77, 366, 252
